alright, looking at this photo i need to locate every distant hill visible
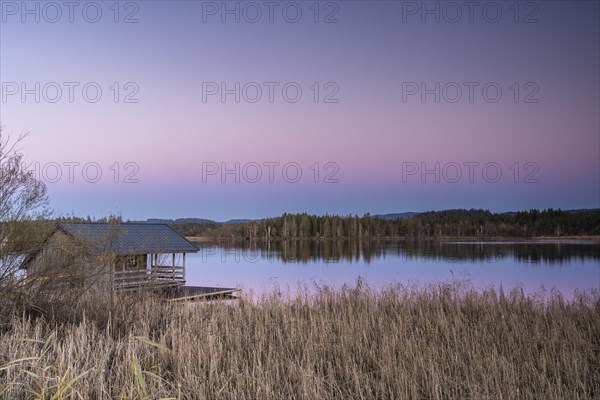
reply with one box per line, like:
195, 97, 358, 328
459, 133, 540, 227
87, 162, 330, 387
144, 218, 256, 225
224, 219, 256, 224
374, 212, 419, 220
146, 218, 217, 225
565, 208, 600, 214
144, 208, 599, 225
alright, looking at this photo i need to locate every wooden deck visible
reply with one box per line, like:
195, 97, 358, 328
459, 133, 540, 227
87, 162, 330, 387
112, 265, 238, 302
166, 286, 240, 302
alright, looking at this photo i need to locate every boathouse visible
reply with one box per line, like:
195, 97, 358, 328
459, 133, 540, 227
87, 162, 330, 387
22, 222, 199, 291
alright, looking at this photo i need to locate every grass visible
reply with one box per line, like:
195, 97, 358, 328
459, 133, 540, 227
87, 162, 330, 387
0, 282, 598, 399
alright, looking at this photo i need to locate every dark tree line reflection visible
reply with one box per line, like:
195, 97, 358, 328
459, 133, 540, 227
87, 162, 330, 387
197, 239, 600, 266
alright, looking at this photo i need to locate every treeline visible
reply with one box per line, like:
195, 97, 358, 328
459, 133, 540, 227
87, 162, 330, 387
55, 209, 600, 239
173, 209, 600, 239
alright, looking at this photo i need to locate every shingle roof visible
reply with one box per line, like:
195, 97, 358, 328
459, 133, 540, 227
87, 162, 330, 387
57, 222, 199, 255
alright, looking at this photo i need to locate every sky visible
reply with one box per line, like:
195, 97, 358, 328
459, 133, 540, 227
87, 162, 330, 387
0, 0, 598, 221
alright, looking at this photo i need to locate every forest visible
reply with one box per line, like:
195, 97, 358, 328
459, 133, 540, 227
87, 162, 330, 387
169, 208, 600, 239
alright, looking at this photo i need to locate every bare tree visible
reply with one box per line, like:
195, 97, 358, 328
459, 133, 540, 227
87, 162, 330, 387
0, 128, 141, 324
0, 127, 51, 319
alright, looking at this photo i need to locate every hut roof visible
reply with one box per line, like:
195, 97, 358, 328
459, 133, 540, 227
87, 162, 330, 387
56, 222, 200, 255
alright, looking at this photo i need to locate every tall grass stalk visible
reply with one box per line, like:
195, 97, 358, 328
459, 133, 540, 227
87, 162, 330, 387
1, 283, 598, 399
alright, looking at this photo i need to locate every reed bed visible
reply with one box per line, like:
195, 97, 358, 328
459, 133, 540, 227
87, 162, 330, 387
1, 282, 598, 399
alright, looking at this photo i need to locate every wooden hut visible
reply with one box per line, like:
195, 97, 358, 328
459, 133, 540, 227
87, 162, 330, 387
22, 222, 199, 291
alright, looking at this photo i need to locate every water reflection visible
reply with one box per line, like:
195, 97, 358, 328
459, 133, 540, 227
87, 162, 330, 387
196, 239, 600, 265
187, 239, 599, 300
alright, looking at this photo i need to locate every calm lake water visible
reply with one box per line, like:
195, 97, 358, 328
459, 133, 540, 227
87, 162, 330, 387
185, 240, 600, 300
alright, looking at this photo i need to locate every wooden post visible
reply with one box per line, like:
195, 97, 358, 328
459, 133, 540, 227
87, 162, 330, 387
152, 254, 156, 281
172, 253, 176, 283
182, 253, 186, 285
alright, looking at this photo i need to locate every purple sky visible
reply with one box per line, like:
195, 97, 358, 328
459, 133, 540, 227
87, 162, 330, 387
1, 1, 598, 221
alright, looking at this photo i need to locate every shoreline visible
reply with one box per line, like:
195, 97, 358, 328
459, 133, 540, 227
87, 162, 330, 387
187, 235, 600, 242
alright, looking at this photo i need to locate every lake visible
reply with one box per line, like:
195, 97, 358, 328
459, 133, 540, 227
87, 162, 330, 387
185, 239, 600, 300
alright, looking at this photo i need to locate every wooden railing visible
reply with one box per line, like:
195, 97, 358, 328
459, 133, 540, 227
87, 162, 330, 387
113, 266, 184, 290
